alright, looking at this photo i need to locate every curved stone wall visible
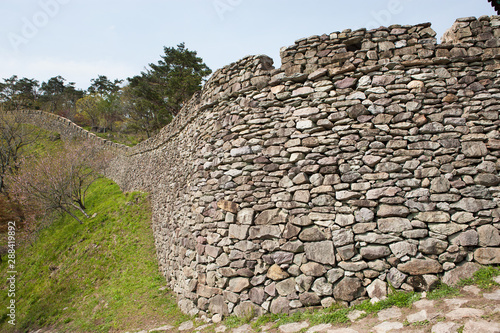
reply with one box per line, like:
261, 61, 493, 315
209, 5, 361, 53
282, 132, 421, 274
14, 15, 500, 318
10, 109, 128, 152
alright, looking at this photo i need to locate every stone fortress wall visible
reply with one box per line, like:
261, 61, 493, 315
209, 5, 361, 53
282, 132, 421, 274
12, 109, 128, 152
14, 15, 500, 318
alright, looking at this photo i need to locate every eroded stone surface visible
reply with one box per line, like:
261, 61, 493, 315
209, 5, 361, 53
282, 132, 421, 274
463, 320, 500, 333
278, 321, 309, 333
431, 321, 461, 333
377, 307, 402, 321
442, 262, 481, 286
446, 308, 484, 321
373, 321, 404, 333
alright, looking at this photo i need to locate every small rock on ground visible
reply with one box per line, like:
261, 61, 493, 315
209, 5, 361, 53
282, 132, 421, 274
463, 319, 500, 333
484, 290, 500, 301
305, 323, 332, 332
463, 286, 481, 295
377, 307, 402, 321
148, 325, 174, 332
413, 299, 435, 309
407, 309, 428, 323
373, 321, 404, 333
178, 321, 194, 331
326, 328, 360, 333
215, 325, 227, 332
194, 324, 210, 332
232, 324, 254, 333
443, 299, 469, 307
347, 310, 366, 322
279, 321, 309, 333
446, 308, 484, 321
431, 322, 461, 333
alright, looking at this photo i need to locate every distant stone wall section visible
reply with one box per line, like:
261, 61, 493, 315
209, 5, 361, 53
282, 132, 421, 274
10, 110, 128, 152
15, 15, 500, 318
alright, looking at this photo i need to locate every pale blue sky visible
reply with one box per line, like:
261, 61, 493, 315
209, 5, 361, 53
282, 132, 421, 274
0, 0, 497, 89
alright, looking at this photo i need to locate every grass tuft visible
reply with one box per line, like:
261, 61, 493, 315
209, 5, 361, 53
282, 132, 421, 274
355, 289, 420, 314
458, 266, 500, 290
427, 282, 461, 300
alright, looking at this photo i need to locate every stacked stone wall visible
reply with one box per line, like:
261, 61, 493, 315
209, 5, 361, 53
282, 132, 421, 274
10, 110, 128, 152
13, 15, 500, 318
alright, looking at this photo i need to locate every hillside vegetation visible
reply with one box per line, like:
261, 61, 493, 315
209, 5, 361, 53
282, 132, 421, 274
0, 178, 189, 332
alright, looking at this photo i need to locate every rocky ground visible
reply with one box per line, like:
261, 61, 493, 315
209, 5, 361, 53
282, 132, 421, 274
28, 283, 500, 333
120, 281, 500, 333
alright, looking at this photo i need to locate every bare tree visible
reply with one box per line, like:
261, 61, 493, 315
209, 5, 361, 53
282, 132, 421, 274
8, 141, 112, 224
0, 112, 39, 193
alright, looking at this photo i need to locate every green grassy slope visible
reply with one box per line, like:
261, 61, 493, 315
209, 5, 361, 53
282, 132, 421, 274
0, 178, 189, 333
